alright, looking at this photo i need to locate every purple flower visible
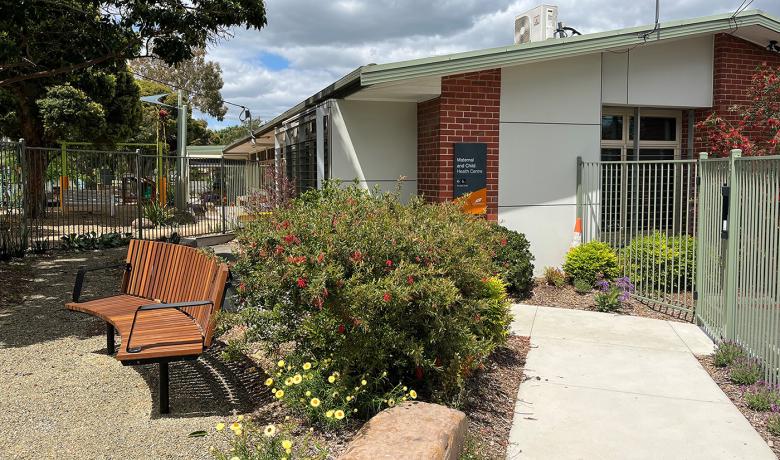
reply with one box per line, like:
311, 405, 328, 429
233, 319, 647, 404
596, 280, 610, 292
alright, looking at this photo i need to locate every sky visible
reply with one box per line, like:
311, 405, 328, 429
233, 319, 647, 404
200, 0, 780, 130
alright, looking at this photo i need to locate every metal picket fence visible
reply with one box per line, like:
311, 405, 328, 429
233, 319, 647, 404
697, 151, 780, 385
578, 158, 698, 317
0, 140, 270, 259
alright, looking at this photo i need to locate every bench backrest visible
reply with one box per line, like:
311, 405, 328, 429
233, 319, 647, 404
122, 239, 230, 346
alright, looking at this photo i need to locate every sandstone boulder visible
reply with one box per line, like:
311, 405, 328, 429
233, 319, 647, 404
131, 218, 154, 229
339, 401, 467, 460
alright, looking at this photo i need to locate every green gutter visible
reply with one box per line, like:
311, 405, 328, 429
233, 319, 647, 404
361, 10, 780, 85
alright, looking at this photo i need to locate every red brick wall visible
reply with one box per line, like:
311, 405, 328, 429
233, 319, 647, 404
416, 69, 501, 219
681, 33, 780, 157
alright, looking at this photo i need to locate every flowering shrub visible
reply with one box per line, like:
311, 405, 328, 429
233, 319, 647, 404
207, 416, 326, 460
713, 341, 745, 368
492, 225, 534, 298
697, 64, 780, 156
769, 409, 780, 436
594, 277, 634, 313
620, 233, 695, 292
264, 357, 415, 425
743, 383, 780, 412
729, 357, 762, 386
234, 183, 512, 401
563, 241, 619, 285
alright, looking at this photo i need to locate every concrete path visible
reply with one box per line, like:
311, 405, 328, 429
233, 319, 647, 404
507, 304, 775, 460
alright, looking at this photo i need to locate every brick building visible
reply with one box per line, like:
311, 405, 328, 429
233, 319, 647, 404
225, 9, 780, 271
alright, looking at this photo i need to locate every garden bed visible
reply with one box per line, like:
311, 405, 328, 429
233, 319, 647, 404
228, 334, 530, 459
697, 355, 779, 457
525, 280, 693, 323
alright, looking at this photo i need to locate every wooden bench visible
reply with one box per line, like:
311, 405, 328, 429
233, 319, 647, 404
65, 239, 231, 414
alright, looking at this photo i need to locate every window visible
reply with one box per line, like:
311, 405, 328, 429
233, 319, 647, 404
599, 108, 682, 237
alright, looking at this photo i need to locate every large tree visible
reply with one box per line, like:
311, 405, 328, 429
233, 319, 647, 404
0, 0, 267, 216
131, 48, 229, 120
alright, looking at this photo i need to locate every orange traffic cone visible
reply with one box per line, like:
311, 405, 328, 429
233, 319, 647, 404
571, 217, 582, 248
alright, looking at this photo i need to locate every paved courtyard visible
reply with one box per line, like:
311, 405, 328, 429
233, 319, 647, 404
508, 304, 775, 460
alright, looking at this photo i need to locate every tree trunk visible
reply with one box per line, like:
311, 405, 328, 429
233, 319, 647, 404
14, 84, 48, 219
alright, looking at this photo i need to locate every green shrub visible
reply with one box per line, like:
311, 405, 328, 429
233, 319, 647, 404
543, 266, 566, 287
743, 383, 780, 411
61, 231, 131, 251
563, 241, 619, 285
234, 183, 512, 403
729, 357, 762, 385
142, 201, 174, 226
573, 278, 592, 294
593, 277, 634, 313
220, 338, 247, 363
714, 341, 745, 367
768, 413, 780, 436
620, 232, 695, 292
492, 225, 534, 298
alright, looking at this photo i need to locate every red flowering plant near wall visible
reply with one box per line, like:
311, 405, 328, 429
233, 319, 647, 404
233, 182, 512, 406
697, 64, 780, 156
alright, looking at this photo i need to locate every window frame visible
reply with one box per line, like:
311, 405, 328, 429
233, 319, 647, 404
600, 107, 682, 161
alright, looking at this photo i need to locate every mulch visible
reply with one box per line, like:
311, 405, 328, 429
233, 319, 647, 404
459, 335, 531, 459
524, 280, 693, 323
697, 355, 779, 457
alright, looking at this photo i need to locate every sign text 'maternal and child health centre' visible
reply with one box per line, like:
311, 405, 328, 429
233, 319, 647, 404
453, 143, 487, 215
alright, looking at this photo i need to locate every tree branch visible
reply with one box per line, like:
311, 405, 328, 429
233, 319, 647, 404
0, 52, 122, 87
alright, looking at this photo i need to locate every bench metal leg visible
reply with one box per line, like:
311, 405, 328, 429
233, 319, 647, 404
106, 323, 115, 355
159, 361, 170, 414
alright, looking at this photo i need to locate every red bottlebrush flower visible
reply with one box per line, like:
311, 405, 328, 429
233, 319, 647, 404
274, 245, 285, 255
350, 250, 363, 262
250, 241, 257, 248
415, 256, 421, 263
474, 313, 482, 322
385, 259, 393, 267
322, 287, 330, 298
282, 220, 290, 229
238, 282, 246, 292
283, 234, 299, 245
406, 275, 414, 285
415, 365, 424, 380
500, 238, 508, 246
337, 324, 346, 334
258, 249, 268, 258
287, 255, 306, 265
158, 109, 169, 119
297, 277, 307, 288
313, 297, 324, 310
316, 253, 325, 263
382, 292, 392, 302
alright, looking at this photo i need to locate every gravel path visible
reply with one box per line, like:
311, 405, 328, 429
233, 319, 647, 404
0, 248, 264, 459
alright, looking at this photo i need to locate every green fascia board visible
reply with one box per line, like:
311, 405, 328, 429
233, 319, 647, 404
360, 10, 780, 86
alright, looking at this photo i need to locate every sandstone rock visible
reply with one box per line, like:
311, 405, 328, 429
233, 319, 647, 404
339, 401, 467, 460
131, 218, 154, 229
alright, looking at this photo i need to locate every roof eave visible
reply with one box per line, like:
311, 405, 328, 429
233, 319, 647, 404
360, 10, 780, 86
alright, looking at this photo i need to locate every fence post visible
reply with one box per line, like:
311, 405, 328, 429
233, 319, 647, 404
576, 156, 583, 221
17, 139, 29, 249
694, 152, 708, 322
135, 149, 143, 240
220, 156, 226, 234
724, 148, 742, 340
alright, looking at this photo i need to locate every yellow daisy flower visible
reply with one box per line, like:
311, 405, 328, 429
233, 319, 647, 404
402, 386, 408, 391
409, 390, 417, 399
361, 379, 367, 386
234, 428, 242, 436
229, 422, 241, 432
277, 360, 285, 368
305, 391, 311, 397
275, 389, 285, 398
264, 378, 274, 386
328, 375, 336, 383
334, 410, 345, 420
282, 440, 293, 450
284, 377, 293, 386
346, 396, 352, 402
310, 398, 321, 408
215, 422, 225, 431
263, 424, 276, 437
292, 374, 303, 384
237, 415, 244, 422
303, 362, 312, 370
326, 410, 334, 418
388, 399, 396, 407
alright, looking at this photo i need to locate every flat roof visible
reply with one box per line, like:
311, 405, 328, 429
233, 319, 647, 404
225, 9, 780, 154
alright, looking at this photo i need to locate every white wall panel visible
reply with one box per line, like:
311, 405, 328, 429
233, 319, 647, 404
330, 100, 417, 199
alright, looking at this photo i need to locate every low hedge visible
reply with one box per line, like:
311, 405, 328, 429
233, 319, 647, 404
620, 232, 695, 292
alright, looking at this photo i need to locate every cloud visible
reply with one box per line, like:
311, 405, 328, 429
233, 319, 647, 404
204, 0, 780, 127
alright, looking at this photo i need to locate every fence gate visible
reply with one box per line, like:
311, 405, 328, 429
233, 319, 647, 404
696, 150, 780, 385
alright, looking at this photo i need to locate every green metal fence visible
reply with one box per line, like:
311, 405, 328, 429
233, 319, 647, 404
697, 150, 780, 385
578, 158, 698, 317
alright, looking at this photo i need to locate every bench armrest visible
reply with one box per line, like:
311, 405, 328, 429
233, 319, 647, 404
125, 300, 214, 354
72, 262, 131, 302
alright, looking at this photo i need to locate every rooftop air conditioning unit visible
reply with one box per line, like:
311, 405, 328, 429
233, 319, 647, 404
514, 5, 558, 44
